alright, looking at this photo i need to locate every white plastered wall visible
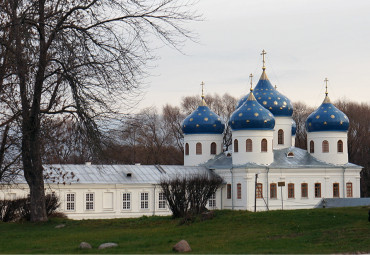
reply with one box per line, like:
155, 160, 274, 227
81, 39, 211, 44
273, 116, 293, 149
307, 131, 348, 165
232, 130, 274, 165
184, 134, 223, 166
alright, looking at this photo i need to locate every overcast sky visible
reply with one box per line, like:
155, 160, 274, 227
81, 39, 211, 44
136, 0, 370, 112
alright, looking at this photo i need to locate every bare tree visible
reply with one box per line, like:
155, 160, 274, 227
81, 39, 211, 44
0, 0, 198, 221
292, 102, 314, 150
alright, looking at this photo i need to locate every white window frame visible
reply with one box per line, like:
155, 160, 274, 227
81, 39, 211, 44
66, 193, 76, 211
122, 192, 131, 210
208, 193, 216, 208
158, 192, 166, 209
85, 193, 94, 211
140, 192, 149, 209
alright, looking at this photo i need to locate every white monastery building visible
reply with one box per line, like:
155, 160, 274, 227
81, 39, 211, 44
1, 51, 362, 219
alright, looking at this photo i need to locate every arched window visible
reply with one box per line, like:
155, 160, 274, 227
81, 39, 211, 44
278, 129, 284, 145
261, 139, 267, 152
337, 140, 343, 153
270, 183, 277, 199
333, 183, 340, 198
234, 139, 239, 153
288, 183, 295, 198
301, 183, 308, 198
210, 142, 217, 155
315, 183, 321, 198
256, 183, 263, 198
237, 183, 242, 199
346, 182, 353, 197
246, 139, 253, 152
322, 140, 329, 153
310, 140, 314, 153
185, 143, 189, 155
196, 142, 202, 155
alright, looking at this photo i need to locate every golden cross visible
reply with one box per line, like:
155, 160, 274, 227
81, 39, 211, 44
261, 49, 267, 70
201, 81, 205, 99
324, 78, 329, 95
249, 73, 253, 91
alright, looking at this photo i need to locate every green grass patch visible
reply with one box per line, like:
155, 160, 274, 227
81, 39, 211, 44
1, 207, 369, 253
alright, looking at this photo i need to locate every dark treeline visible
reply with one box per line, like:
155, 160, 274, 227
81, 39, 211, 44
3, 93, 369, 197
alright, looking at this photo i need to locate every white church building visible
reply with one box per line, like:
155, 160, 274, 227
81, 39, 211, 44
0, 52, 362, 219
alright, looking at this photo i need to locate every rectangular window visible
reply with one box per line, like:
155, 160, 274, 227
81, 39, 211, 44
66, 193, 75, 211
288, 183, 295, 198
256, 183, 263, 198
270, 183, 277, 199
237, 183, 242, 199
333, 183, 340, 198
208, 193, 216, 208
158, 192, 166, 209
301, 183, 308, 198
315, 183, 321, 198
85, 193, 94, 210
227, 184, 231, 199
122, 193, 131, 210
141, 192, 149, 209
346, 183, 353, 197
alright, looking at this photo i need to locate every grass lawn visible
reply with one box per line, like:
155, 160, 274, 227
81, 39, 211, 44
1, 206, 369, 254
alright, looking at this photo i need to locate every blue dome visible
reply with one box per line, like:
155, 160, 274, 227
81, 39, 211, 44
182, 105, 225, 134
306, 95, 349, 132
229, 92, 275, 131
292, 120, 297, 135
253, 71, 293, 117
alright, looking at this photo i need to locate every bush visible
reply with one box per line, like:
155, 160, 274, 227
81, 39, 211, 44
0, 194, 60, 222
160, 173, 223, 219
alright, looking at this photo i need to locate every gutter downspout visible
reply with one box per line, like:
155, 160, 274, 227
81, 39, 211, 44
266, 167, 269, 211
230, 167, 234, 210
152, 184, 156, 216
342, 167, 346, 198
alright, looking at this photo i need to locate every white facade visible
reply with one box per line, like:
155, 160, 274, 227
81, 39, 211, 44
215, 165, 360, 211
307, 131, 348, 165
184, 133, 223, 166
273, 116, 293, 149
232, 130, 274, 165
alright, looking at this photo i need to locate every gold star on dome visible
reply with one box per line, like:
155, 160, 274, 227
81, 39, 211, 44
190, 118, 193, 121
324, 121, 327, 125
204, 117, 208, 121
196, 124, 199, 127
330, 115, 335, 119
213, 124, 216, 127
246, 120, 250, 123
263, 101, 267, 105
316, 115, 320, 119
309, 123, 312, 126
239, 113, 243, 117
198, 113, 201, 116
254, 113, 259, 117
274, 101, 278, 105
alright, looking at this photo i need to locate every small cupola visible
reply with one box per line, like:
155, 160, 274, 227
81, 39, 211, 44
306, 79, 349, 133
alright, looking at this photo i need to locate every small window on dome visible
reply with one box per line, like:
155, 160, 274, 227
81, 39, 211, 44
196, 142, 202, 155
210, 142, 217, 155
278, 129, 284, 145
261, 139, 267, 152
310, 141, 314, 153
337, 140, 343, 153
246, 139, 252, 152
322, 140, 329, 153
234, 139, 239, 153
185, 143, 189, 155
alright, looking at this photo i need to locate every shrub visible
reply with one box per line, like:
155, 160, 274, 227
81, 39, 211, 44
0, 194, 60, 222
160, 173, 223, 219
